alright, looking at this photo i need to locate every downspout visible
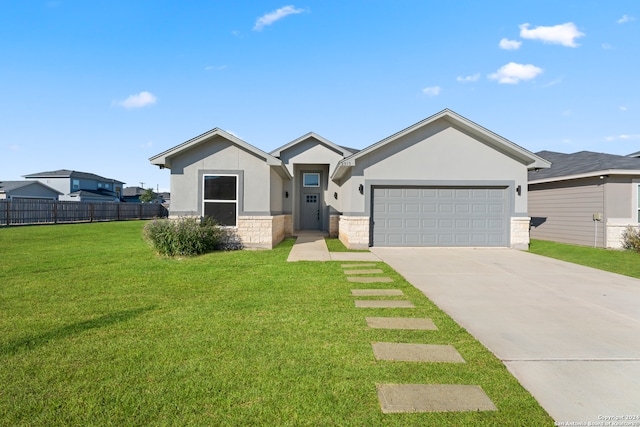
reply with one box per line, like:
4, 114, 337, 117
602, 175, 607, 248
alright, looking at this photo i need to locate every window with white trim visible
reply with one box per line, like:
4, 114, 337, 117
203, 175, 238, 226
303, 173, 320, 187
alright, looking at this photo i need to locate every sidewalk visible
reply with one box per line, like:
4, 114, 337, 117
286, 231, 380, 262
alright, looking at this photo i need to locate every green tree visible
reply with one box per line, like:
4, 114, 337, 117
139, 188, 156, 203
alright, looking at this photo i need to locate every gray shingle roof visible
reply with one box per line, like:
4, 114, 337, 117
0, 180, 62, 194
23, 169, 124, 184
530, 150, 640, 181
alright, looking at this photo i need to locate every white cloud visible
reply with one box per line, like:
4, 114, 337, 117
618, 15, 635, 24
422, 86, 441, 96
519, 22, 585, 47
499, 38, 522, 50
7, 144, 20, 151
140, 141, 153, 149
457, 74, 480, 83
488, 62, 543, 84
114, 91, 157, 109
606, 134, 640, 141
253, 5, 305, 31
620, 106, 628, 111
542, 77, 563, 87
205, 65, 227, 71
602, 43, 613, 50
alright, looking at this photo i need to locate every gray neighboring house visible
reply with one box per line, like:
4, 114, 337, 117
23, 170, 125, 202
529, 150, 640, 249
0, 181, 62, 200
150, 109, 549, 249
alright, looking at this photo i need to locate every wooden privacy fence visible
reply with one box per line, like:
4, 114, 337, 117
0, 199, 168, 226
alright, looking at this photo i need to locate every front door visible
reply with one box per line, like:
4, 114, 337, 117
301, 193, 321, 230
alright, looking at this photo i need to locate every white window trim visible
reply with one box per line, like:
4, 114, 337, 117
303, 173, 320, 187
202, 174, 239, 228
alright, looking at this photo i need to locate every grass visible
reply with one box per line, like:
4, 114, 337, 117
324, 237, 369, 252
0, 222, 553, 426
529, 239, 640, 279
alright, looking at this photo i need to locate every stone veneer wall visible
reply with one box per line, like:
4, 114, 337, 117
511, 217, 530, 250
236, 215, 291, 249
606, 222, 635, 249
338, 216, 370, 249
329, 215, 340, 238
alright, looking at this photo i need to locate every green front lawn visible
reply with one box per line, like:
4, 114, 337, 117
0, 222, 553, 426
529, 239, 640, 279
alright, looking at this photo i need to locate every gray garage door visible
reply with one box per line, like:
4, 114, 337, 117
372, 187, 508, 247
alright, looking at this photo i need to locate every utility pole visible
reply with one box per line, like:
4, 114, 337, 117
139, 182, 145, 189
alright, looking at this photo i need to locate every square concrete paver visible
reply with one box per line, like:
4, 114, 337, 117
376, 384, 497, 413
366, 317, 437, 330
344, 269, 384, 275
372, 342, 465, 363
351, 289, 404, 296
341, 263, 377, 268
348, 277, 393, 283
355, 300, 415, 308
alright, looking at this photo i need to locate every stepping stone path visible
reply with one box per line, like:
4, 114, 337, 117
372, 342, 465, 363
355, 300, 415, 308
348, 276, 393, 283
345, 262, 497, 415
351, 289, 404, 296
343, 269, 384, 275
341, 263, 377, 268
376, 384, 498, 413
366, 317, 437, 330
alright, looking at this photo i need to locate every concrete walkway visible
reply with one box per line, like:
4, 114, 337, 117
371, 247, 640, 424
286, 231, 380, 262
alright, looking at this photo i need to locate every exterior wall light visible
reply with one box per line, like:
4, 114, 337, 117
516, 185, 521, 196
358, 184, 364, 194
334, 192, 338, 199
285, 191, 289, 198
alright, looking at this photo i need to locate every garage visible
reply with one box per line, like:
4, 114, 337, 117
372, 186, 509, 247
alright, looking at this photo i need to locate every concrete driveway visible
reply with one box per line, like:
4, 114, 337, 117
371, 247, 640, 424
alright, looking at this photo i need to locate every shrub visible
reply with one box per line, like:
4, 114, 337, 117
143, 217, 224, 257
621, 225, 640, 253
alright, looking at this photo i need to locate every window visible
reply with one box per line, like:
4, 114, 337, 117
72, 179, 80, 190
303, 173, 320, 187
203, 175, 237, 226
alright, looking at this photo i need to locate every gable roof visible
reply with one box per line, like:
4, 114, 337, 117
150, 128, 292, 179
270, 132, 355, 158
23, 169, 124, 184
529, 150, 640, 183
0, 180, 62, 195
331, 109, 551, 180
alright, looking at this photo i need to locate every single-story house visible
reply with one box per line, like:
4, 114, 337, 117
0, 181, 62, 200
123, 186, 167, 204
150, 109, 550, 249
23, 170, 125, 202
529, 150, 640, 249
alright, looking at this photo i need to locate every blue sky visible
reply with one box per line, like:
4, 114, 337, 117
1, 1, 638, 192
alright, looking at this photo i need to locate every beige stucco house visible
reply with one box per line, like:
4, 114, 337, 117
150, 109, 549, 249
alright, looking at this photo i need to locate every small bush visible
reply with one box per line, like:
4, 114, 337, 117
143, 217, 223, 257
621, 225, 640, 252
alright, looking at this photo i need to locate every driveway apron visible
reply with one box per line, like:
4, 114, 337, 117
371, 247, 640, 424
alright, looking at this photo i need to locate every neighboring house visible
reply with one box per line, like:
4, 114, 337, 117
0, 181, 62, 200
122, 186, 166, 204
150, 109, 549, 249
23, 170, 124, 202
528, 150, 640, 249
